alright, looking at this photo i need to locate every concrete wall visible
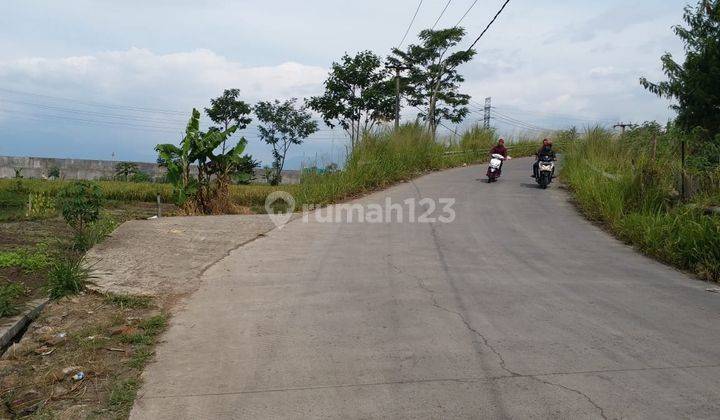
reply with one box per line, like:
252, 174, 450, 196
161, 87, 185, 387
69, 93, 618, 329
0, 156, 300, 184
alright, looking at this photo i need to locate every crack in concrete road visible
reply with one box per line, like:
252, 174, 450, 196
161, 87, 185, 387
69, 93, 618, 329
409, 179, 611, 420
529, 377, 609, 420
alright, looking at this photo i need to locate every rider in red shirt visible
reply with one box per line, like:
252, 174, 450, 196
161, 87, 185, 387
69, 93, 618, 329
490, 138, 508, 158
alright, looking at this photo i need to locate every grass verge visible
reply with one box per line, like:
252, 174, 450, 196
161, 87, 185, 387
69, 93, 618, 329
562, 127, 720, 281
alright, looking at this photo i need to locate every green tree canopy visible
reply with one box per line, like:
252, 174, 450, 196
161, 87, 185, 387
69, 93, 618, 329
389, 27, 476, 138
641, 0, 720, 139
255, 98, 318, 185
307, 51, 395, 149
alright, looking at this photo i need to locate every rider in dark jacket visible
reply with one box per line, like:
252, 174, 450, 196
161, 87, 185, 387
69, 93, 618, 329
532, 140, 555, 178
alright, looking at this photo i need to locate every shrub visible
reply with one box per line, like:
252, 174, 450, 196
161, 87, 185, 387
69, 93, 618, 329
73, 213, 118, 251
0, 283, 24, 317
45, 257, 95, 299
56, 181, 103, 247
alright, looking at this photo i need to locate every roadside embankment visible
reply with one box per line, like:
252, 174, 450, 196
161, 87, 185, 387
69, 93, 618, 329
561, 127, 720, 282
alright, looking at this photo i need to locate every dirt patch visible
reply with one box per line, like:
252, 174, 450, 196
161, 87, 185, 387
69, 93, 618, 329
0, 267, 47, 310
0, 292, 166, 418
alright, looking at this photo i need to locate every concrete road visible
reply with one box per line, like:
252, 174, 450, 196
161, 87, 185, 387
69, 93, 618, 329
131, 158, 720, 419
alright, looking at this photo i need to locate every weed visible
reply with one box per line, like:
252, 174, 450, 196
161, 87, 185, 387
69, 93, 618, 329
108, 378, 139, 412
562, 126, 720, 281
45, 257, 95, 299
128, 346, 153, 369
139, 314, 167, 336
104, 293, 152, 309
0, 250, 51, 271
0, 282, 24, 317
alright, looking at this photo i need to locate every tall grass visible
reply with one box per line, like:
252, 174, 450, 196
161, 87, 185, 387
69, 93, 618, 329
562, 127, 720, 281
0, 124, 552, 212
295, 123, 549, 206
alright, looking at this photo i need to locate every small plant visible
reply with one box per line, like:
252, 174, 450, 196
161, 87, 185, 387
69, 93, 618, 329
26, 192, 56, 219
10, 168, 26, 193
129, 170, 152, 183
73, 213, 118, 251
56, 181, 103, 248
104, 293, 152, 309
0, 282, 24, 317
108, 378, 140, 412
45, 257, 95, 299
0, 249, 50, 271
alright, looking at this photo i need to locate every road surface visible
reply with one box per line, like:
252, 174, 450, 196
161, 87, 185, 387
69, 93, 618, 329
131, 158, 720, 419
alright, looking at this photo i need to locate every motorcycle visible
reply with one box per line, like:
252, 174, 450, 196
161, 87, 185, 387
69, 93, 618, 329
487, 153, 510, 183
535, 155, 555, 189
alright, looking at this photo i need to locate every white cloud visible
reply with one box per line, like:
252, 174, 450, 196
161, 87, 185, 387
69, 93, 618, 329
0, 48, 328, 109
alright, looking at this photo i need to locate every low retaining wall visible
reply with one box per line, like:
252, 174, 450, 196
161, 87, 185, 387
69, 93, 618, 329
0, 156, 300, 184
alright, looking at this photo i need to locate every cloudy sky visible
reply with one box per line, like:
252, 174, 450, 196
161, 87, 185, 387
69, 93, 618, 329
0, 0, 687, 167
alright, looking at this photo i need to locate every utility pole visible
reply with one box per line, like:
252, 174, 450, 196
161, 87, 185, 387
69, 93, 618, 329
483, 97, 492, 129
387, 64, 409, 130
613, 122, 635, 135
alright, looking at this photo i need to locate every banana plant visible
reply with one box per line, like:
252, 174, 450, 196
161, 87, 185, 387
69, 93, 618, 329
155, 109, 201, 205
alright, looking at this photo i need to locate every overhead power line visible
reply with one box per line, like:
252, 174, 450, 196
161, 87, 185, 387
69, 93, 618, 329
465, 0, 511, 52
398, 0, 424, 48
455, 0, 480, 27
432, 0, 453, 30
0, 87, 187, 116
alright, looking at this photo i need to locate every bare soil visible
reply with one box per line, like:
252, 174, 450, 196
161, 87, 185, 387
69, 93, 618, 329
0, 292, 166, 418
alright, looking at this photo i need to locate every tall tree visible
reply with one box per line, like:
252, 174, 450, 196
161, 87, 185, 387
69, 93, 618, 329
389, 27, 476, 138
205, 88, 253, 152
255, 98, 318, 185
640, 0, 720, 139
307, 51, 395, 149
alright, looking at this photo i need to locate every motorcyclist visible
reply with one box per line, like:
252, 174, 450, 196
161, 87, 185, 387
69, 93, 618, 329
489, 138, 509, 172
532, 139, 556, 178
490, 138, 508, 159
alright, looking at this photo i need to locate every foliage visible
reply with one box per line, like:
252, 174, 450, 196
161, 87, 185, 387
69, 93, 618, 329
294, 123, 545, 207
47, 166, 61, 179
234, 154, 261, 184
156, 110, 200, 205
562, 127, 720, 281
45, 256, 95, 299
205, 89, 252, 134
108, 379, 140, 413
255, 98, 318, 185
389, 27, 476, 137
104, 293, 152, 309
205, 89, 258, 193
307, 51, 395, 148
0, 249, 51, 271
0, 178, 289, 208
0, 282, 24, 317
640, 0, 720, 140
56, 181, 103, 240
157, 107, 251, 213
73, 213, 118, 251
115, 162, 139, 181
26, 192, 56, 219
129, 170, 152, 183
13, 168, 23, 179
